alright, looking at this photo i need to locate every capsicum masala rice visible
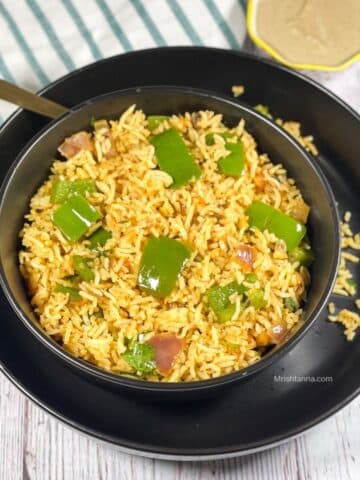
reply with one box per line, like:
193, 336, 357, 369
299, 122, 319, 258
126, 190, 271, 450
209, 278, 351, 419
19, 107, 313, 382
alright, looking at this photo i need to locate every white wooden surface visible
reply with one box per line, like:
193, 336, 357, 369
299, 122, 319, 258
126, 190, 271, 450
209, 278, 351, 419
0, 58, 359, 480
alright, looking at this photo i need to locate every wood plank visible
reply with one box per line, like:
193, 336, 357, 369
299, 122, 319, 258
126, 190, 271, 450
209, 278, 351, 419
0, 376, 25, 480
0, 368, 359, 479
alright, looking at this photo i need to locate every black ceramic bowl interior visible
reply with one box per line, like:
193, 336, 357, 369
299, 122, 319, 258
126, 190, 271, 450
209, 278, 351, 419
0, 86, 340, 398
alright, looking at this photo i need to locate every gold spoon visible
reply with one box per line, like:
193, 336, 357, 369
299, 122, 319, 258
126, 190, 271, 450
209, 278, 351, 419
0, 79, 68, 119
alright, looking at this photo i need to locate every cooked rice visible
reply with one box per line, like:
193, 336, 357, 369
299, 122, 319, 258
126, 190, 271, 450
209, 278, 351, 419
328, 309, 360, 341
344, 210, 352, 223
328, 302, 336, 315
271, 113, 359, 342
329, 212, 360, 340
231, 86, 318, 156
19, 107, 311, 381
333, 219, 360, 298
231, 85, 245, 97
275, 119, 318, 156
231, 85, 359, 342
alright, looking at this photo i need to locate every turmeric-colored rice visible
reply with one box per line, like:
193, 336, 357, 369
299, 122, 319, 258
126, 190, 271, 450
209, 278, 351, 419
327, 212, 360, 340
232, 86, 359, 342
18, 107, 311, 381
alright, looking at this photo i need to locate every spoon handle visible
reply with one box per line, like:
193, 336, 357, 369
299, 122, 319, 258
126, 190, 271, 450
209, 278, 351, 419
0, 79, 69, 119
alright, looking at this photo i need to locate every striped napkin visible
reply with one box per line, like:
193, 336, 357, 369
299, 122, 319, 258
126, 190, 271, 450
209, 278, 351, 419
0, 0, 247, 124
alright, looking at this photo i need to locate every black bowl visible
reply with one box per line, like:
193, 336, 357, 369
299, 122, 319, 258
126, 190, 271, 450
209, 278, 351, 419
0, 86, 340, 399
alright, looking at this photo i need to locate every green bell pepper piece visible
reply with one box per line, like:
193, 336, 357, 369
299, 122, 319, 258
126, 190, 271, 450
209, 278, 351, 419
205, 132, 235, 145
346, 279, 357, 293
207, 281, 246, 323
218, 141, 245, 177
137, 236, 191, 298
147, 115, 170, 132
150, 128, 202, 188
63, 274, 80, 283
216, 305, 236, 323
207, 279, 267, 320
73, 255, 94, 282
254, 104, 272, 119
88, 227, 112, 250
289, 246, 315, 266
223, 340, 243, 351
51, 179, 97, 204
53, 194, 101, 243
51, 180, 72, 204
284, 297, 298, 312
205, 132, 244, 177
54, 284, 81, 301
244, 273, 258, 283
247, 288, 266, 309
122, 339, 156, 373
247, 201, 306, 251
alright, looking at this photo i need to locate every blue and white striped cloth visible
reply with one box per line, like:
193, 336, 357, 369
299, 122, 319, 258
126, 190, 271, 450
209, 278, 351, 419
0, 0, 247, 124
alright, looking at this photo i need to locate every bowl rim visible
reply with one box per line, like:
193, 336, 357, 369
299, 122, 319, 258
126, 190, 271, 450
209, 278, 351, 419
0, 85, 341, 392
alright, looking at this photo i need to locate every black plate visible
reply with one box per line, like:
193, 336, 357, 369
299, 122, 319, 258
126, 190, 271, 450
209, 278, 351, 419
0, 47, 359, 460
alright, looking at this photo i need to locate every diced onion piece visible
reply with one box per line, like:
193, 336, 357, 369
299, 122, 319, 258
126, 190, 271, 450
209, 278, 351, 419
234, 244, 257, 272
268, 321, 288, 343
147, 333, 184, 375
58, 131, 93, 159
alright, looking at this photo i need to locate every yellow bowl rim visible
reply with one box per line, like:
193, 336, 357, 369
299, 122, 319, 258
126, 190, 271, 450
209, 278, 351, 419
246, 0, 360, 72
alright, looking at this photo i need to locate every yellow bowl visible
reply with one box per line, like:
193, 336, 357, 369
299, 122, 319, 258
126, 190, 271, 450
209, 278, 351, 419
246, 0, 360, 72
